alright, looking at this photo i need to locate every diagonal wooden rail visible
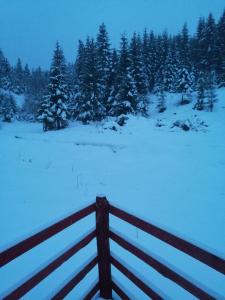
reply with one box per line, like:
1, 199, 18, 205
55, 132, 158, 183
0, 197, 224, 299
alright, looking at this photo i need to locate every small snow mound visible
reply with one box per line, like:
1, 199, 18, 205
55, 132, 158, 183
172, 117, 208, 132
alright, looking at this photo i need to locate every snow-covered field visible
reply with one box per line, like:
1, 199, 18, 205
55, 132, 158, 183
1, 90, 225, 299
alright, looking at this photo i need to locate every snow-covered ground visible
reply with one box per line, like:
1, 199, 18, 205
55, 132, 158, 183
1, 90, 225, 299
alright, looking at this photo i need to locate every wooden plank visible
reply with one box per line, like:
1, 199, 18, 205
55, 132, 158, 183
51, 256, 98, 300
96, 197, 112, 298
83, 282, 99, 300
0, 203, 95, 267
111, 255, 163, 299
110, 205, 225, 275
112, 281, 131, 300
3, 231, 96, 300
110, 230, 215, 300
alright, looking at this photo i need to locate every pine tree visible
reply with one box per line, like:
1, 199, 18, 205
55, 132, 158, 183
217, 9, 225, 86
194, 71, 207, 111
0, 91, 17, 122
162, 46, 177, 92
0, 49, 13, 91
96, 23, 111, 114
107, 49, 119, 115
71, 40, 86, 119
176, 66, 192, 104
113, 34, 137, 117
142, 29, 152, 91
130, 33, 148, 115
13, 58, 24, 94
76, 37, 105, 123
147, 31, 158, 91
206, 70, 217, 111
39, 42, 68, 130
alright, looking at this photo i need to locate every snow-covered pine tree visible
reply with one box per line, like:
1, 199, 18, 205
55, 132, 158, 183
23, 64, 31, 93
113, 34, 138, 117
76, 37, 105, 123
142, 29, 152, 92
176, 66, 192, 105
96, 23, 111, 115
205, 70, 217, 112
147, 31, 158, 91
194, 71, 207, 111
0, 49, 13, 91
130, 33, 149, 115
38, 42, 68, 130
154, 67, 166, 113
205, 14, 218, 73
107, 49, 119, 116
71, 40, 86, 120
161, 45, 178, 93
216, 9, 225, 86
0, 91, 17, 122
13, 58, 25, 94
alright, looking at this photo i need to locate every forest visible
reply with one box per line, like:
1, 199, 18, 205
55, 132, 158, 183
0, 9, 224, 129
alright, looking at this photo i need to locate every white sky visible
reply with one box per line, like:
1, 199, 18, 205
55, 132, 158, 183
0, 0, 224, 69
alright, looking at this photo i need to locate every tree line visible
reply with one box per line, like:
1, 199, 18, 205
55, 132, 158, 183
0, 9, 224, 127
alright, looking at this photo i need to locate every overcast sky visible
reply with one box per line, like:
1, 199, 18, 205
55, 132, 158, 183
0, 0, 224, 69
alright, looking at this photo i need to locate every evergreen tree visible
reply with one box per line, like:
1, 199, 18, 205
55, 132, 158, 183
71, 40, 86, 119
0, 49, 13, 91
130, 33, 148, 115
142, 29, 152, 91
206, 70, 217, 111
76, 37, 104, 122
0, 91, 17, 122
217, 9, 225, 86
96, 23, 111, 113
176, 66, 192, 104
13, 58, 24, 94
107, 49, 119, 115
38, 42, 68, 130
113, 34, 137, 116
194, 71, 207, 110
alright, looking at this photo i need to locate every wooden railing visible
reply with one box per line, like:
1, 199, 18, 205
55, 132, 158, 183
0, 197, 225, 299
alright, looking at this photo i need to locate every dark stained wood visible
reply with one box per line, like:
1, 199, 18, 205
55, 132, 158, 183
111, 255, 163, 299
112, 281, 130, 300
110, 205, 225, 275
3, 231, 96, 300
83, 282, 99, 300
96, 197, 112, 299
0, 203, 95, 267
96, 196, 112, 299
51, 256, 98, 300
110, 230, 215, 300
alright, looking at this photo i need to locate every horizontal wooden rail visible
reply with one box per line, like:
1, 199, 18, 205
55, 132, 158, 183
111, 255, 163, 299
0, 203, 95, 267
110, 205, 225, 275
2, 230, 96, 300
112, 280, 130, 299
83, 282, 99, 300
110, 230, 215, 299
51, 256, 98, 300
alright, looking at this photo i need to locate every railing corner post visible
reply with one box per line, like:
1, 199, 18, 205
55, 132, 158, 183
96, 196, 112, 299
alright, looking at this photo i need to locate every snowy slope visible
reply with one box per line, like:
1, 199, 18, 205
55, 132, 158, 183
0, 89, 225, 299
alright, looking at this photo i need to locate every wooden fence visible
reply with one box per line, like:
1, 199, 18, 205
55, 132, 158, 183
0, 197, 225, 299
